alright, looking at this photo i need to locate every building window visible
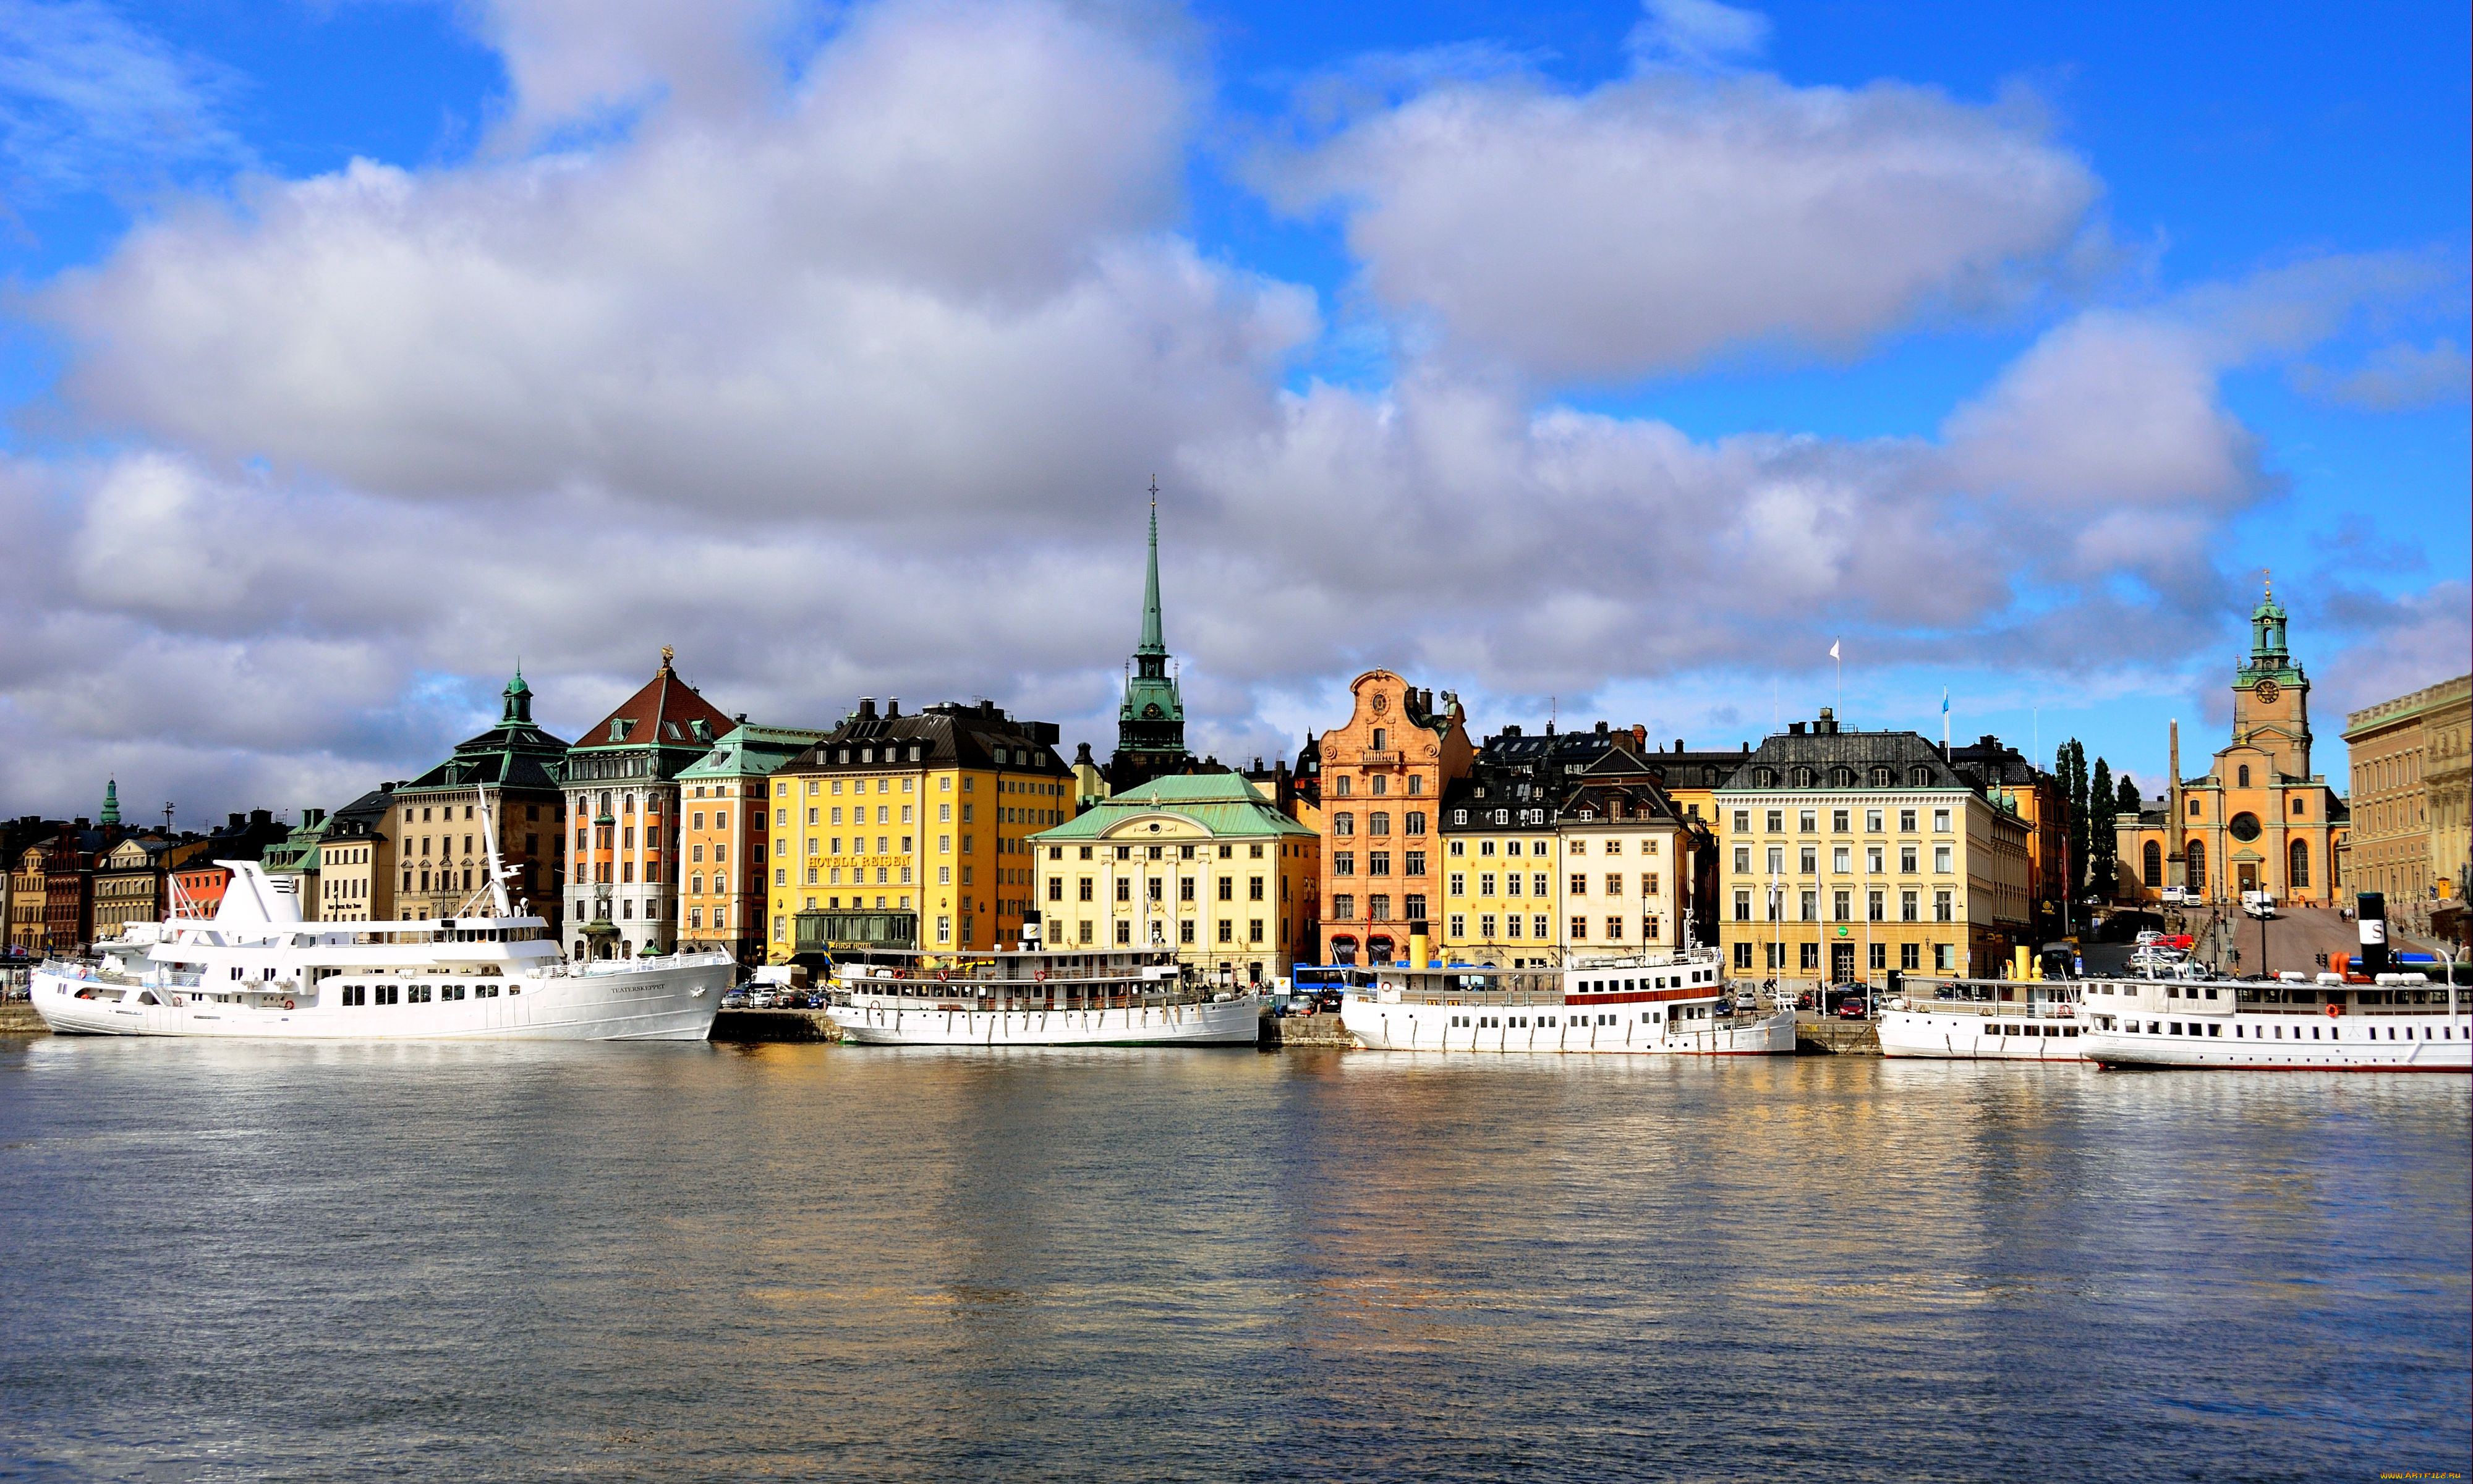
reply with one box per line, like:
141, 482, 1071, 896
1900, 890, 1918, 922
1933, 846, 1952, 873
2142, 841, 2163, 886
1333, 894, 1355, 918
1867, 890, 1884, 922
1369, 895, 1391, 922
1370, 812, 1391, 836
1733, 890, 1751, 922
1115, 921, 1133, 945
2188, 841, 2208, 893
1449, 914, 1466, 938
1870, 943, 1888, 970
1933, 889, 1952, 923
2289, 838, 2310, 888
1571, 916, 1588, 940
1899, 847, 1917, 873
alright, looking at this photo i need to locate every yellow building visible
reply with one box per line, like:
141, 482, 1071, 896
1717, 711, 2031, 986
768, 698, 1073, 962
2115, 586, 2348, 907
2341, 672, 2471, 935
9, 841, 52, 954
1029, 773, 1317, 985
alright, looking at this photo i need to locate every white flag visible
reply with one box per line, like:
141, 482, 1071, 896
1829, 638, 1841, 661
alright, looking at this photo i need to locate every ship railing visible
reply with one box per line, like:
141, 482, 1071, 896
835, 980, 1230, 1012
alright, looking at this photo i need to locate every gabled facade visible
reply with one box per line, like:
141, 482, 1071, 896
1029, 772, 1317, 984
560, 650, 735, 959
94, 834, 209, 940
1315, 671, 1475, 965
676, 721, 826, 970
394, 669, 569, 929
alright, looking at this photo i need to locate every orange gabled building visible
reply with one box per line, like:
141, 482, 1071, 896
560, 649, 737, 960
1314, 671, 1475, 965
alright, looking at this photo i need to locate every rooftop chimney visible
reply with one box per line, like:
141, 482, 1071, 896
1675, 737, 1685, 752
858, 697, 878, 720
887, 697, 901, 718
1789, 722, 1807, 736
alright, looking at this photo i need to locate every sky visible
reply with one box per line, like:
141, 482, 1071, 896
0, 0, 2464, 827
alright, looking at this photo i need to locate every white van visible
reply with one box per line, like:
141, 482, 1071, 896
2241, 890, 2276, 918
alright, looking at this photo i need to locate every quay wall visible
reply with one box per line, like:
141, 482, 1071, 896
1259, 1011, 1360, 1049
709, 1009, 839, 1043
0, 1000, 46, 1036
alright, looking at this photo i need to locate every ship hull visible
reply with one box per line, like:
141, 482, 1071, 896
828, 994, 1263, 1047
1878, 1009, 2090, 1062
1342, 1000, 1795, 1055
32, 958, 728, 1041
2083, 1012, 2470, 1072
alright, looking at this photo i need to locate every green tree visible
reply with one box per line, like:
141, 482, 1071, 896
2058, 739, 2090, 905
2089, 757, 2118, 899
2115, 773, 2142, 815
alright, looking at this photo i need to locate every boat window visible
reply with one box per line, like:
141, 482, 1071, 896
409, 985, 433, 1003
2206, 1024, 2219, 1037
376, 985, 399, 1005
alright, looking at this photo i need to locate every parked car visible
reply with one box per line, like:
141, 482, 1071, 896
1713, 996, 1737, 1016
1835, 996, 1873, 1020
721, 991, 750, 1010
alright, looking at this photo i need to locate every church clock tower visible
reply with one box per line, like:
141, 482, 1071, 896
1109, 485, 1193, 791
2232, 574, 2312, 781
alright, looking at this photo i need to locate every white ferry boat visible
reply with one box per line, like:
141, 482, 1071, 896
2080, 970, 2469, 1072
1879, 977, 2089, 1062
32, 805, 728, 1040
1338, 947, 1794, 1055
827, 948, 1262, 1046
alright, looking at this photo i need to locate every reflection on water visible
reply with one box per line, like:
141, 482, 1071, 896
0, 1037, 2464, 1482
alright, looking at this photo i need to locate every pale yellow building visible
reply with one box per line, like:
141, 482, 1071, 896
1030, 773, 1317, 985
1717, 711, 2031, 986
2342, 672, 2471, 935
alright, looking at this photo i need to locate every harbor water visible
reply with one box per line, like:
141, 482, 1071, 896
1, 1039, 2466, 1482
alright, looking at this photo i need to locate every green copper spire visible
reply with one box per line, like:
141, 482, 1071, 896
1138, 477, 1166, 658
1115, 480, 1188, 780
101, 778, 120, 826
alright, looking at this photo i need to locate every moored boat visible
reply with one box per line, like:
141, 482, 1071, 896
31, 795, 728, 1041
825, 947, 1262, 1046
2080, 970, 2469, 1071
1878, 977, 2089, 1061
1338, 946, 1793, 1055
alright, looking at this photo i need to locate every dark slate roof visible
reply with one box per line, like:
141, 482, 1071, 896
786, 700, 1068, 776
1947, 734, 2048, 791
1562, 778, 1688, 826
1720, 723, 1974, 792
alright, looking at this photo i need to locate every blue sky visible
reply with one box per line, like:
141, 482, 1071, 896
0, 0, 2464, 821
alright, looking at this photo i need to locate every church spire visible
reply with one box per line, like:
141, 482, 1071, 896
1138, 476, 1165, 658
101, 778, 120, 826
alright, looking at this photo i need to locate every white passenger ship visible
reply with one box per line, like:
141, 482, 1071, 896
2080, 971, 2469, 1072
1879, 977, 2089, 1062
1339, 947, 1795, 1055
32, 805, 729, 1040
827, 948, 1262, 1046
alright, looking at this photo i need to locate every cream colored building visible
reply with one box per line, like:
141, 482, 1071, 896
1029, 773, 1317, 984
2341, 672, 2471, 934
1717, 712, 2031, 986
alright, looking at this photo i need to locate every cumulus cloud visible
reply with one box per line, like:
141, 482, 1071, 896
463, 0, 795, 145
1266, 64, 2099, 380
0, 0, 2453, 823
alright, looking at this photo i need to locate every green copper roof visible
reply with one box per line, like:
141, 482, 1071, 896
678, 723, 830, 780
1139, 494, 1165, 657
1032, 771, 1311, 841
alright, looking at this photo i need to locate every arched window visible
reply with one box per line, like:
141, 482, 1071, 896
2237, 764, 2250, 787
2143, 841, 2163, 887
2288, 838, 2310, 889
2187, 840, 2208, 893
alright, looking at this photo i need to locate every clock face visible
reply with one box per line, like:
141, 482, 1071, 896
1143, 703, 1164, 720
2255, 679, 2281, 703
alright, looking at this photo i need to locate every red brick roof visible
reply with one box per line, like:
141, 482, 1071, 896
577, 652, 734, 751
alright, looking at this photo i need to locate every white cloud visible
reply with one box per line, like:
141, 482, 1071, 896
2293, 339, 2472, 411
1267, 66, 2099, 380
0, 0, 2452, 825
462, 0, 794, 145
1625, 0, 1771, 71
0, 0, 249, 200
